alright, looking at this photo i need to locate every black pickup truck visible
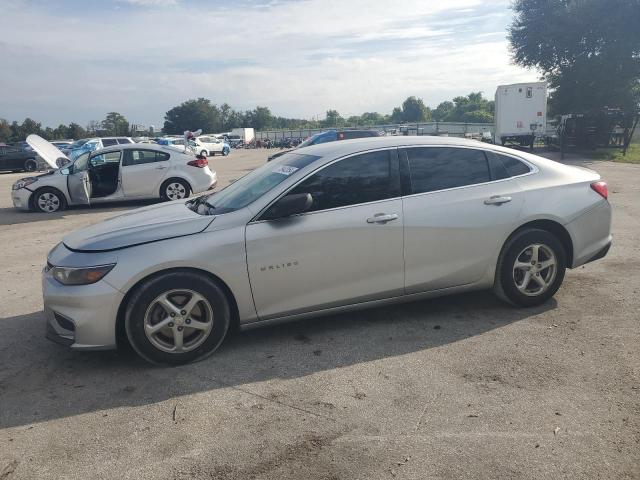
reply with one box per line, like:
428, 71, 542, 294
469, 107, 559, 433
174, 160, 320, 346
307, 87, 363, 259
0, 143, 40, 172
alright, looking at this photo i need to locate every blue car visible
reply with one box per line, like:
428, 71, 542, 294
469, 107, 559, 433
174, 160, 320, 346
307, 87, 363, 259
267, 129, 380, 161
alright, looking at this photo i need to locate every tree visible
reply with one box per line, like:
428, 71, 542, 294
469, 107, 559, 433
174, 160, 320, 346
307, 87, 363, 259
101, 112, 129, 136
164, 98, 217, 134
19, 118, 43, 138
249, 106, 273, 130
0, 119, 12, 143
433, 101, 454, 121
67, 123, 87, 139
323, 110, 344, 127
401, 96, 430, 122
509, 0, 640, 114
390, 107, 404, 123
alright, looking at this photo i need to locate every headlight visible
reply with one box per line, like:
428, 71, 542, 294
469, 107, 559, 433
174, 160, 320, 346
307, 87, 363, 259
12, 177, 38, 190
50, 264, 115, 285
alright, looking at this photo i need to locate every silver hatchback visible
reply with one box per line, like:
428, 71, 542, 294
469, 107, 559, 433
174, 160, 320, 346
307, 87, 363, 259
42, 136, 612, 364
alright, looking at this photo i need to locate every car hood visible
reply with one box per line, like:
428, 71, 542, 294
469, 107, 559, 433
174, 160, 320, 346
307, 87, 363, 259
63, 201, 216, 252
26, 134, 69, 169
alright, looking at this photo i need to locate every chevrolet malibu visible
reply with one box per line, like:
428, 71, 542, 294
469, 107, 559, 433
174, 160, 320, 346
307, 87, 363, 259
43, 136, 612, 364
12, 135, 217, 212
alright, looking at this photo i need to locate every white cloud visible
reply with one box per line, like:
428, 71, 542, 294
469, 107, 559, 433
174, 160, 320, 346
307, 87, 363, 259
0, 0, 535, 127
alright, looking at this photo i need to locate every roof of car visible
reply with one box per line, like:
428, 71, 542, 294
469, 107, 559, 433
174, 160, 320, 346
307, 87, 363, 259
93, 143, 184, 155
297, 135, 484, 156
295, 135, 549, 169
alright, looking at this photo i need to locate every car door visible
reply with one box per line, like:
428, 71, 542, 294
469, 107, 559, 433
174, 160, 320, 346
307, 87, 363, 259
245, 148, 404, 320
400, 146, 526, 294
121, 149, 170, 197
67, 151, 91, 205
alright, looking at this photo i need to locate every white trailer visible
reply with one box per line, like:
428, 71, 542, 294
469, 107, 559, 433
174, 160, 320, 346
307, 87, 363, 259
231, 127, 255, 143
494, 82, 547, 148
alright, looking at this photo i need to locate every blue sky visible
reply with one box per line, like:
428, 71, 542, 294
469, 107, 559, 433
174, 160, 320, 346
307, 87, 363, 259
0, 0, 535, 128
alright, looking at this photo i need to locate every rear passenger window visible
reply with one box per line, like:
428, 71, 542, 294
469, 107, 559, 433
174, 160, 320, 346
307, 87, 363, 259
117, 138, 132, 144
496, 153, 531, 177
406, 147, 490, 194
123, 150, 169, 166
486, 152, 531, 180
102, 139, 118, 147
288, 150, 399, 212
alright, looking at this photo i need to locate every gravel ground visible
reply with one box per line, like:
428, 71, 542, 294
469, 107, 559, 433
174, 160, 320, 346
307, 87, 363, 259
0, 149, 638, 480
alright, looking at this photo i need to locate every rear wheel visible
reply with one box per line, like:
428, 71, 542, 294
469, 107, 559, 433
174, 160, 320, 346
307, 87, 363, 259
494, 228, 566, 307
24, 159, 37, 172
124, 271, 231, 365
160, 179, 191, 201
33, 187, 67, 213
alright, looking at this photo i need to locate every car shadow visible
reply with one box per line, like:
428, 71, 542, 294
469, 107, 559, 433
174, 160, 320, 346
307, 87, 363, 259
0, 291, 556, 429
0, 200, 160, 227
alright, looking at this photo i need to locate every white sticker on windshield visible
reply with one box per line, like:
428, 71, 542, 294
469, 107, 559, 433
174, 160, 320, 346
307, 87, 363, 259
272, 165, 299, 176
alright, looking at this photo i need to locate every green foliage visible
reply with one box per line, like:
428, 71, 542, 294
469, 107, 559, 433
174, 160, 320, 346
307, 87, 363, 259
431, 93, 494, 122
102, 112, 129, 136
402, 96, 431, 122
509, 0, 640, 114
592, 143, 640, 164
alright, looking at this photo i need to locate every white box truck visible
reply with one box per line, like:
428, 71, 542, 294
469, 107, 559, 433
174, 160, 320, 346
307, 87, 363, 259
231, 127, 255, 144
494, 82, 547, 148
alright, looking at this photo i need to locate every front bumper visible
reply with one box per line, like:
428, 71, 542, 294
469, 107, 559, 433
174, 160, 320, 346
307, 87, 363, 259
43, 269, 124, 350
11, 187, 33, 211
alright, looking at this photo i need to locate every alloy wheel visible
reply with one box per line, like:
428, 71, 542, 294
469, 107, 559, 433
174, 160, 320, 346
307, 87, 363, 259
143, 289, 214, 353
165, 182, 187, 200
37, 192, 61, 212
512, 243, 557, 296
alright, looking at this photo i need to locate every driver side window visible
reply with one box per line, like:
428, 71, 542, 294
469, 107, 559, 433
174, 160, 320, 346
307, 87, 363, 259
288, 149, 400, 213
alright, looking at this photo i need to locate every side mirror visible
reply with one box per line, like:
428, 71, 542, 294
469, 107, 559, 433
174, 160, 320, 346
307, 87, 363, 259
263, 193, 313, 220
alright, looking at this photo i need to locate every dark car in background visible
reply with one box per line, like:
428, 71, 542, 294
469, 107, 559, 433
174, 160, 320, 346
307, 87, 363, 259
0, 142, 40, 172
267, 129, 381, 161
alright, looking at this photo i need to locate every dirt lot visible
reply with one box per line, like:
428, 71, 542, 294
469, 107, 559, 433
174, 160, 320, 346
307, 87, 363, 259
0, 149, 638, 480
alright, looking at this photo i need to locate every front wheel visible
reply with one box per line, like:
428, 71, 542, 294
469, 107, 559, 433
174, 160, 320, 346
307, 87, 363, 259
494, 228, 566, 307
124, 271, 231, 365
200, 150, 208, 157
160, 179, 191, 201
222, 147, 229, 156
33, 187, 67, 213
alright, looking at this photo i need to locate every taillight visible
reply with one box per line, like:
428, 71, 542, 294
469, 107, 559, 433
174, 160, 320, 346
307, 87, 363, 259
590, 181, 608, 200
188, 158, 208, 168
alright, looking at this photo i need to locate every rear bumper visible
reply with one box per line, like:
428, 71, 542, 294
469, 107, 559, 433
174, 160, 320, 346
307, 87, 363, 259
566, 200, 613, 268
581, 241, 611, 266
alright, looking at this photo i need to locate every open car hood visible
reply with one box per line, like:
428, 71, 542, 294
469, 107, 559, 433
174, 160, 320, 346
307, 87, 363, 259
63, 202, 216, 252
26, 134, 69, 169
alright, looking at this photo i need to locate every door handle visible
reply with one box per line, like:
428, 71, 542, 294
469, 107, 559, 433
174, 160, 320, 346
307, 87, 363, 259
484, 195, 512, 206
155, 166, 167, 170
366, 213, 399, 223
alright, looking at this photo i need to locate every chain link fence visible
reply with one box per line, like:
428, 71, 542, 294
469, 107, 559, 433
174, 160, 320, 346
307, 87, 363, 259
256, 122, 494, 142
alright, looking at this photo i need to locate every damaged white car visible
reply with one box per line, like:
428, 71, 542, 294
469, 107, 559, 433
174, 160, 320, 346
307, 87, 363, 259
11, 135, 217, 212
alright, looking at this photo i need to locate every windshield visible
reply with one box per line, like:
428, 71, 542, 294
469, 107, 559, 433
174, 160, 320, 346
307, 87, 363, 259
189, 152, 320, 215
68, 139, 89, 149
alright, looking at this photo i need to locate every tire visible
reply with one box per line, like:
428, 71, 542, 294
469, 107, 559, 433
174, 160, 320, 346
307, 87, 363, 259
33, 187, 67, 213
24, 159, 37, 172
494, 228, 566, 307
124, 271, 231, 365
200, 150, 208, 157
222, 148, 229, 156
160, 178, 191, 201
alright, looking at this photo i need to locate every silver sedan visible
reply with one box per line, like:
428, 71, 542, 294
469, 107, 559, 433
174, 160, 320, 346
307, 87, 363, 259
42, 136, 612, 364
